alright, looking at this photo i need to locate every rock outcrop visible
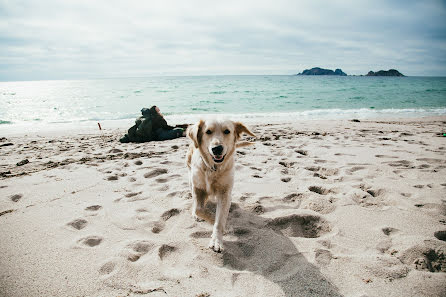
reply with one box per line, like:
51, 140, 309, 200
366, 69, 405, 76
298, 67, 347, 76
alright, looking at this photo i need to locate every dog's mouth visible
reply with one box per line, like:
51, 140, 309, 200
212, 154, 225, 163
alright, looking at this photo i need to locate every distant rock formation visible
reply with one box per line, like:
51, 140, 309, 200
298, 67, 347, 76
366, 69, 404, 76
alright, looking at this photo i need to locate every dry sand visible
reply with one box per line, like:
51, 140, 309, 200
1, 117, 446, 297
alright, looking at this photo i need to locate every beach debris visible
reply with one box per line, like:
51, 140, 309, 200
351, 119, 361, 122
16, 159, 29, 166
0, 142, 13, 147
97, 122, 102, 130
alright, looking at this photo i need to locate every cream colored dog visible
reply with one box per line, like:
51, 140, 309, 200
186, 119, 255, 252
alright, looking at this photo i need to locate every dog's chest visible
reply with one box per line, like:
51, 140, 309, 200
197, 166, 233, 195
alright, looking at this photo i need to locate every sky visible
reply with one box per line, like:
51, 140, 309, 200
0, 0, 445, 80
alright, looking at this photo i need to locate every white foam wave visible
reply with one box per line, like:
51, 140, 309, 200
165, 108, 446, 124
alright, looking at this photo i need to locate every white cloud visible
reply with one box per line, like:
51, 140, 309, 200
0, 0, 445, 80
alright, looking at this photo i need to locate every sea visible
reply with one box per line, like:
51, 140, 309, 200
1, 75, 445, 135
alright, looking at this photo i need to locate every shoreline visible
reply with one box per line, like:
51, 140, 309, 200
1, 113, 445, 138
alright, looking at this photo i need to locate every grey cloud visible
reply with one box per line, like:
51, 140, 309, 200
0, 0, 445, 80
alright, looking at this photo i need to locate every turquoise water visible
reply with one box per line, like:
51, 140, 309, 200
1, 76, 445, 129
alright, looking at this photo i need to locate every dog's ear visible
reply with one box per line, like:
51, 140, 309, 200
234, 122, 256, 140
187, 120, 204, 148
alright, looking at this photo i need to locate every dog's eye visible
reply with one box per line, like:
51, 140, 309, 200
224, 129, 230, 134
206, 130, 212, 135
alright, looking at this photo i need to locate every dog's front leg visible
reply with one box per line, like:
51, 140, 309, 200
192, 187, 215, 223
209, 193, 231, 252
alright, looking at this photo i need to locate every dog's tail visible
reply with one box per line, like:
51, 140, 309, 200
236, 141, 255, 148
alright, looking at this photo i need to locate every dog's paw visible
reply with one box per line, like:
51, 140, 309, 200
208, 237, 224, 253
192, 214, 205, 222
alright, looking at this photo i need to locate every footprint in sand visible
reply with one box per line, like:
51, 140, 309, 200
189, 230, 213, 238
315, 249, 333, 266
365, 188, 384, 197
156, 184, 170, 191
144, 168, 168, 179
67, 218, 88, 230
352, 184, 386, 208
308, 186, 330, 195
382, 227, 399, 236
398, 242, 446, 272
106, 175, 119, 181
77, 235, 103, 247
348, 166, 366, 173
301, 196, 336, 214
386, 160, 414, 169
161, 208, 181, 221
434, 231, 446, 242
134, 160, 143, 165
305, 166, 339, 177
283, 193, 303, 203
155, 178, 168, 183
248, 202, 265, 214
158, 244, 177, 259
9, 194, 23, 202
266, 214, 331, 238
150, 208, 181, 234
85, 205, 102, 211
99, 261, 117, 275
375, 154, 398, 159
295, 149, 308, 156
109, 148, 123, 154
125, 240, 155, 262
125, 192, 142, 198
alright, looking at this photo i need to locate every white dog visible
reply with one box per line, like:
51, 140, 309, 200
186, 119, 255, 252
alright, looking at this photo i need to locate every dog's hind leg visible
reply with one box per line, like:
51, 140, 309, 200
209, 194, 231, 252
192, 187, 214, 223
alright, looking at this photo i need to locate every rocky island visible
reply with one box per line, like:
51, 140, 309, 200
366, 69, 405, 76
297, 67, 347, 76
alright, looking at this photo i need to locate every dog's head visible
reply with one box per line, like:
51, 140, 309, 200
187, 119, 255, 166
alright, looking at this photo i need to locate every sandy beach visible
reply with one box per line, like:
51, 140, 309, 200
1, 117, 445, 297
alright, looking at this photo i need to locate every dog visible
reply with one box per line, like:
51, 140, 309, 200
186, 119, 255, 252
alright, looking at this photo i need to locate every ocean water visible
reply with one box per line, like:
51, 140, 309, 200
1, 76, 445, 133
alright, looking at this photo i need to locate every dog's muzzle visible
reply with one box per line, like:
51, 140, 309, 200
211, 145, 225, 163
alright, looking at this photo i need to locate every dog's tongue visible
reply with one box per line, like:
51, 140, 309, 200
214, 155, 223, 160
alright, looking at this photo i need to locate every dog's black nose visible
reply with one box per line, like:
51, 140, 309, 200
212, 145, 224, 155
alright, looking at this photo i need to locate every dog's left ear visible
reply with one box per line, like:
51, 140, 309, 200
234, 122, 256, 140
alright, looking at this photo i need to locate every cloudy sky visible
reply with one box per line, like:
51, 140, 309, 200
1, 0, 445, 80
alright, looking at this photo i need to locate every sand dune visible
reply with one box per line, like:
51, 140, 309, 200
1, 117, 445, 297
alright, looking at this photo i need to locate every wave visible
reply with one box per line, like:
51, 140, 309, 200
3, 108, 445, 129
165, 108, 446, 124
